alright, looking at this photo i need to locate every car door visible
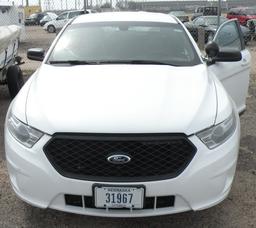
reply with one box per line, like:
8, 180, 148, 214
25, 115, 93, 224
209, 19, 251, 113
55, 12, 68, 29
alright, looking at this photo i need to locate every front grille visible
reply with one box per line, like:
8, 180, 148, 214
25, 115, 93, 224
44, 134, 196, 182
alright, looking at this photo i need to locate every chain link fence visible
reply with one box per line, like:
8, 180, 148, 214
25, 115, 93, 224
0, 0, 256, 81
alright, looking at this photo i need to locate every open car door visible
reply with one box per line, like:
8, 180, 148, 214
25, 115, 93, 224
209, 19, 251, 113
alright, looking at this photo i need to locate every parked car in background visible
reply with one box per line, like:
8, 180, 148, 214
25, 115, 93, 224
43, 10, 88, 33
40, 12, 58, 26
247, 19, 256, 40
5, 12, 251, 217
0, 25, 24, 98
227, 7, 256, 26
191, 6, 218, 21
25, 12, 46, 26
185, 16, 252, 44
169, 11, 189, 23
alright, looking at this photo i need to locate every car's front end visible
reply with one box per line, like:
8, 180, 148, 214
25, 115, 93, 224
5, 12, 242, 217
5, 63, 240, 217
5, 121, 239, 217
43, 21, 50, 31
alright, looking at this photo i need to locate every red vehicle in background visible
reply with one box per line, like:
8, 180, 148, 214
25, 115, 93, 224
227, 7, 256, 26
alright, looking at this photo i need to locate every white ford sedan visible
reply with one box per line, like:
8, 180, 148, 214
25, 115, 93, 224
5, 12, 251, 217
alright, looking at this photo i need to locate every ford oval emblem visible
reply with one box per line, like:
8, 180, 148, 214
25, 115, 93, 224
107, 154, 131, 164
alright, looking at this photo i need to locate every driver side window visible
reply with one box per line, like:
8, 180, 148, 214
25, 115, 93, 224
214, 21, 242, 51
57, 13, 67, 21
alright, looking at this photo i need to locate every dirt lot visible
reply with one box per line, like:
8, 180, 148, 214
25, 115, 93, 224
0, 27, 255, 228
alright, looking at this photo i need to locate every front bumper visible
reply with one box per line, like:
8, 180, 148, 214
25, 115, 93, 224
5, 124, 240, 217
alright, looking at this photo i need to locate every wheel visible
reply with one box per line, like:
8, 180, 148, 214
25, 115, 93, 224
47, 25, 56, 33
6, 65, 24, 99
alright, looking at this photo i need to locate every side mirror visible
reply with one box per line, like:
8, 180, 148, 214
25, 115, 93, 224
214, 51, 242, 62
205, 41, 242, 64
27, 48, 45, 61
205, 41, 219, 58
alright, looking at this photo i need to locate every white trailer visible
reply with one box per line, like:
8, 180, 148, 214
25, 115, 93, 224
0, 25, 24, 98
0, 1, 25, 40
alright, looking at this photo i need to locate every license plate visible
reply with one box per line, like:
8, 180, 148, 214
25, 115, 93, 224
94, 185, 144, 209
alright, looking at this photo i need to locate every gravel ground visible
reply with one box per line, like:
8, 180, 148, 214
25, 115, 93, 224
0, 27, 255, 228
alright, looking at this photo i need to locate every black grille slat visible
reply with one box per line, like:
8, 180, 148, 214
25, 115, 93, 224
44, 134, 196, 182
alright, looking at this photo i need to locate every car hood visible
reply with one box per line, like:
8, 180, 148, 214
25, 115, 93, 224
25, 64, 217, 135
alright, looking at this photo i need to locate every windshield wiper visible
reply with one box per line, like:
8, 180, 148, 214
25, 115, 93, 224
49, 60, 98, 65
95, 60, 177, 66
49, 60, 178, 66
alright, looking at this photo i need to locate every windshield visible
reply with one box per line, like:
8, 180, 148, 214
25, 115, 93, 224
42, 15, 50, 21
29, 14, 37, 19
204, 17, 227, 25
48, 22, 200, 66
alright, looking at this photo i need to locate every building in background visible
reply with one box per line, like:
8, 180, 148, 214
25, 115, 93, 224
24, 5, 41, 18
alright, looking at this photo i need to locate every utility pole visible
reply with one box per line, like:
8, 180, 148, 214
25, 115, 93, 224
217, 0, 221, 28
26, 0, 29, 6
84, 0, 87, 11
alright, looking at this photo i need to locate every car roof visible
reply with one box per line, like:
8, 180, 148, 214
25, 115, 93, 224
73, 12, 178, 24
198, 15, 225, 19
60, 10, 83, 14
46, 12, 57, 16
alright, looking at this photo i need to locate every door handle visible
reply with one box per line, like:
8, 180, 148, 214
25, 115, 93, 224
241, 58, 250, 67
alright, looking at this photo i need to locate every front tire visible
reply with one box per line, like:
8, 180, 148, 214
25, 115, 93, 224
6, 65, 24, 99
47, 25, 56, 33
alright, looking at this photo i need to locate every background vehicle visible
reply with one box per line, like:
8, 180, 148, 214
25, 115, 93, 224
25, 12, 46, 26
43, 10, 86, 33
0, 2, 26, 41
247, 19, 256, 40
0, 25, 24, 98
227, 7, 256, 26
191, 6, 218, 21
169, 11, 189, 23
185, 16, 252, 44
40, 12, 58, 26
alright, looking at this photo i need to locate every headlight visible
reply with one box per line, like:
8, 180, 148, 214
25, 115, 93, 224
196, 111, 236, 149
7, 113, 44, 148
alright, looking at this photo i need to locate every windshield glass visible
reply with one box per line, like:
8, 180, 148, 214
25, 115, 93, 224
48, 22, 200, 66
204, 17, 227, 25
42, 15, 50, 21
29, 14, 37, 19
